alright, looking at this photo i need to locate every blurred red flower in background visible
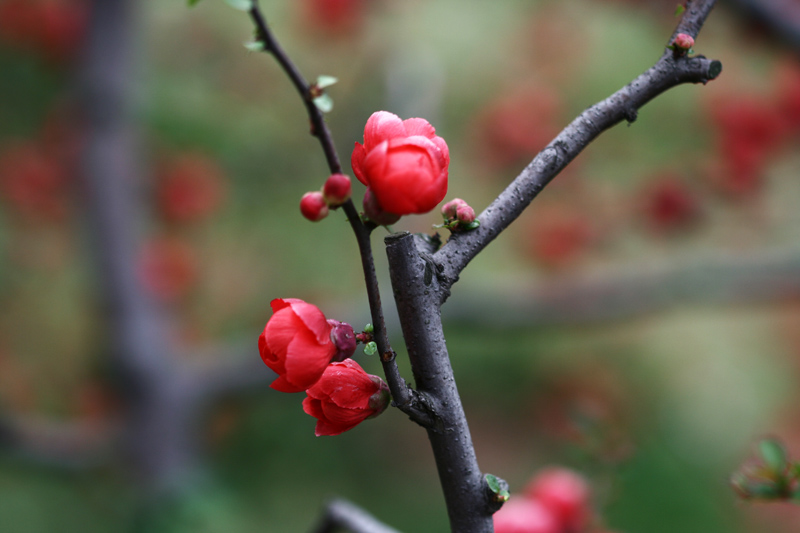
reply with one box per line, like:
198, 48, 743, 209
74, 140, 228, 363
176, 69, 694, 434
155, 153, 227, 225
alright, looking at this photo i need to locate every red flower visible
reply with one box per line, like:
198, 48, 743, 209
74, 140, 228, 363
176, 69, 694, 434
259, 298, 338, 393
493, 499, 559, 533
302, 358, 390, 436
138, 237, 198, 303
524, 468, 591, 532
156, 153, 226, 224
639, 175, 701, 233
351, 111, 449, 216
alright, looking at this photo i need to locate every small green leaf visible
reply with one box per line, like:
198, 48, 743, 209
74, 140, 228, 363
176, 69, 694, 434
674, 4, 685, 16
187, 0, 203, 6
364, 323, 374, 334
485, 474, 501, 493
225, 0, 253, 11
313, 94, 334, 113
760, 439, 788, 475
463, 220, 481, 231
316, 75, 338, 89
243, 41, 265, 52
364, 341, 377, 355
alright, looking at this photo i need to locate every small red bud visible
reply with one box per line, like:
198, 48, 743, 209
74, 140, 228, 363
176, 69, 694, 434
367, 376, 391, 417
672, 33, 694, 53
442, 198, 468, 220
327, 319, 357, 362
300, 191, 329, 221
363, 188, 401, 226
456, 205, 475, 224
323, 173, 352, 207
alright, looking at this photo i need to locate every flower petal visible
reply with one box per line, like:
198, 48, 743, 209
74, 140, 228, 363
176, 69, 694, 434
364, 111, 405, 149
321, 401, 369, 427
283, 327, 336, 390
284, 299, 331, 345
270, 374, 305, 393
402, 117, 436, 138
351, 143, 368, 185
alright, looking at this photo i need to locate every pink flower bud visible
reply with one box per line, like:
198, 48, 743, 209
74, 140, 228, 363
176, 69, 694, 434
493, 499, 559, 533
362, 188, 401, 226
327, 319, 357, 362
442, 198, 468, 219
300, 191, 329, 221
367, 376, 390, 417
672, 33, 694, 52
456, 204, 476, 224
323, 173, 352, 207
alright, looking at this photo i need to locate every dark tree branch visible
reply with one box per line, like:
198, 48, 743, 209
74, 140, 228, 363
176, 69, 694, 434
386, 232, 493, 533
309, 499, 401, 533
435, 0, 721, 293
245, 1, 428, 425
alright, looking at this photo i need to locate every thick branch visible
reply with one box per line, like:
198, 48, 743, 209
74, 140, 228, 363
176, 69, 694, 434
435, 0, 720, 290
310, 499, 401, 533
386, 232, 493, 533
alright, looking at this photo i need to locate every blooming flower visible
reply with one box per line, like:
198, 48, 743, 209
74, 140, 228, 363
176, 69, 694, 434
524, 468, 591, 532
302, 358, 390, 436
259, 298, 338, 393
493, 498, 559, 533
351, 111, 449, 216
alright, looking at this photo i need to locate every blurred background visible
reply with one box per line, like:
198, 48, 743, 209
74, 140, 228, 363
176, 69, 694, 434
1, 0, 800, 531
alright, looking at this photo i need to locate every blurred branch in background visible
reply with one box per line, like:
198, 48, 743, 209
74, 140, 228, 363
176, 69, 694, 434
726, 0, 800, 51
447, 247, 800, 327
310, 499, 401, 533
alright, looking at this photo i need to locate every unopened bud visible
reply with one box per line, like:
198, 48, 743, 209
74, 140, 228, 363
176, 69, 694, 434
323, 173, 352, 207
300, 191, 329, 221
328, 319, 357, 362
442, 198, 468, 220
672, 33, 694, 54
363, 188, 401, 226
456, 204, 476, 224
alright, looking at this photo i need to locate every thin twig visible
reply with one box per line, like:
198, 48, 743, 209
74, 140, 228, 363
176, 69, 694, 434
434, 0, 721, 293
245, 1, 427, 423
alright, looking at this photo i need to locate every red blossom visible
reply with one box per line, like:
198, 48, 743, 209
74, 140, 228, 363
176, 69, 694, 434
302, 358, 390, 436
524, 468, 592, 532
528, 206, 594, 268
156, 154, 226, 224
259, 298, 338, 393
352, 111, 449, 216
639, 175, 701, 233
300, 0, 366, 37
0, 0, 87, 64
323, 173, 352, 207
493, 498, 559, 533
0, 140, 72, 221
138, 237, 198, 303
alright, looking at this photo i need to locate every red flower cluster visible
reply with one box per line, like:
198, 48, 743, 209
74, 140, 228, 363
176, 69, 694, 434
638, 174, 701, 234
0, 0, 87, 65
494, 468, 598, 533
352, 111, 449, 218
259, 298, 389, 435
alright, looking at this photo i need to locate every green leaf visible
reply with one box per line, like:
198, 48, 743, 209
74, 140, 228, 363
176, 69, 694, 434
364, 342, 377, 355
316, 75, 338, 89
760, 439, 788, 475
463, 220, 481, 231
674, 4, 685, 16
187, 0, 202, 6
313, 94, 334, 113
243, 41, 265, 52
485, 474, 501, 493
364, 323, 373, 334
225, 0, 253, 11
